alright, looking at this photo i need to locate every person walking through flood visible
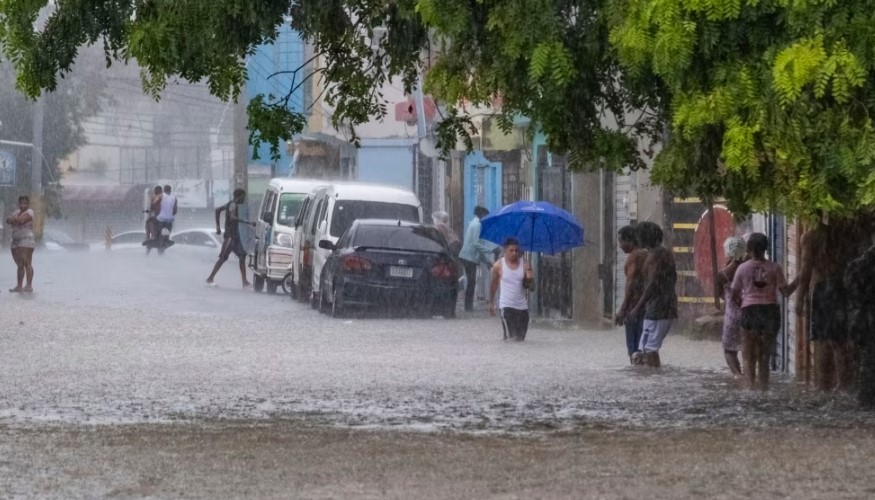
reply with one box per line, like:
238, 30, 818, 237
6, 195, 35, 293
795, 218, 869, 392
716, 236, 747, 377
731, 233, 796, 390
459, 206, 493, 311
432, 211, 461, 256
615, 225, 647, 364
629, 222, 678, 368
207, 188, 254, 288
488, 238, 534, 341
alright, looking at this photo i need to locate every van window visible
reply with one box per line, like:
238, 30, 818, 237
329, 201, 420, 237
261, 190, 277, 223
277, 193, 306, 227
296, 197, 312, 228
308, 198, 326, 235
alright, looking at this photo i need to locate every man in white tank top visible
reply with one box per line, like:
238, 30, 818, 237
156, 185, 178, 225
488, 238, 534, 341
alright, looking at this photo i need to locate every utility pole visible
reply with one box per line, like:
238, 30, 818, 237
233, 97, 248, 193
31, 96, 44, 194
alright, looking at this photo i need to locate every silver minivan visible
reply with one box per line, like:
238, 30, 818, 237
291, 182, 423, 306
251, 178, 326, 293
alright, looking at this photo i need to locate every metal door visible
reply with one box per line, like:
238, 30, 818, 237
463, 151, 503, 223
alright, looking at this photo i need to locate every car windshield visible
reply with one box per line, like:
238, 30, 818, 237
277, 193, 306, 227
353, 225, 446, 253
330, 201, 419, 237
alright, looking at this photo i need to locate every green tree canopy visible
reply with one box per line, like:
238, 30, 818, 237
1, 0, 662, 171
610, 0, 875, 219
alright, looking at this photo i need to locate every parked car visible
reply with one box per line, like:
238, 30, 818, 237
291, 182, 423, 308
90, 230, 148, 251
251, 178, 326, 294
316, 219, 459, 318
43, 229, 89, 251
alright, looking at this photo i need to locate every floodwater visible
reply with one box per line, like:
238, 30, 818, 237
1, 249, 873, 498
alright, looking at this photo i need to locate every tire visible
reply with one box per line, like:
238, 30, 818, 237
283, 273, 294, 297
441, 300, 457, 319
318, 278, 329, 314
253, 274, 265, 293
331, 286, 345, 318
266, 280, 278, 295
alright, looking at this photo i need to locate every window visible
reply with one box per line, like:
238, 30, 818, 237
308, 198, 326, 235
277, 193, 306, 227
261, 190, 277, 223
296, 197, 312, 228
353, 225, 446, 253
113, 232, 146, 244
329, 201, 420, 237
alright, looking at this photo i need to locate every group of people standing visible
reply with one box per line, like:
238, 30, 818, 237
617, 215, 875, 393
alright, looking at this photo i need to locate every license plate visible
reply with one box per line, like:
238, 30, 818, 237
389, 266, 414, 278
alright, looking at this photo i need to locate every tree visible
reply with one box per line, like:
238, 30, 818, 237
609, 0, 875, 220
0, 46, 105, 218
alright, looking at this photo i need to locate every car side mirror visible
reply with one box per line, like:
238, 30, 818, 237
318, 240, 335, 251
262, 212, 273, 223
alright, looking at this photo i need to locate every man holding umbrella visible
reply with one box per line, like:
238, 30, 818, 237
488, 238, 535, 341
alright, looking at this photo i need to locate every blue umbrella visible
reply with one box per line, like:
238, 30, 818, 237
480, 201, 584, 255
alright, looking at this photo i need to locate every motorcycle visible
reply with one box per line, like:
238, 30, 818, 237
142, 210, 175, 255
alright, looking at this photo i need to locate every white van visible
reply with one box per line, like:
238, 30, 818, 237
251, 178, 327, 293
291, 182, 423, 305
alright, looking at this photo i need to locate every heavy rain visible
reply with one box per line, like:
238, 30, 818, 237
2, 2, 875, 498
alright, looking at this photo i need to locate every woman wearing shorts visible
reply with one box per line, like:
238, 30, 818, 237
6, 195, 36, 293
730, 233, 796, 390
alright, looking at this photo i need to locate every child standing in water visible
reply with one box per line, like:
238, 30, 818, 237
731, 233, 796, 390
716, 236, 746, 377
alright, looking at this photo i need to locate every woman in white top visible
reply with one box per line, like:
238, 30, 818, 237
6, 195, 36, 293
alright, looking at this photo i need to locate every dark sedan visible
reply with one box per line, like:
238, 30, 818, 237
317, 219, 460, 318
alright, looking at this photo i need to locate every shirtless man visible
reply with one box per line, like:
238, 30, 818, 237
615, 225, 648, 364
629, 222, 678, 368
207, 188, 255, 288
795, 218, 870, 391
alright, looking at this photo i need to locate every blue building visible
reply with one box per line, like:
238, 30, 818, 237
246, 23, 306, 177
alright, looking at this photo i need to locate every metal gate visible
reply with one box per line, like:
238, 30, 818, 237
770, 213, 788, 371
537, 151, 573, 318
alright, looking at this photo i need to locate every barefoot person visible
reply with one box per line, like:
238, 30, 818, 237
207, 188, 254, 288
488, 238, 534, 341
615, 225, 647, 364
6, 195, 35, 293
629, 222, 678, 368
716, 236, 747, 377
731, 233, 796, 390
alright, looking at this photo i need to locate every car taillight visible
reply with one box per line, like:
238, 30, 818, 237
342, 255, 373, 273
431, 261, 457, 280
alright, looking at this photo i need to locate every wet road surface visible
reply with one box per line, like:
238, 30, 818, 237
1, 250, 874, 497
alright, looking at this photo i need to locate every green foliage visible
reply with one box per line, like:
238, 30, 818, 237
610, 0, 875, 220
421, 0, 664, 172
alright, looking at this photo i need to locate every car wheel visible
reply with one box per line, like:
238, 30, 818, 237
266, 280, 278, 294
253, 274, 265, 293
331, 286, 345, 318
441, 299, 457, 319
283, 273, 295, 297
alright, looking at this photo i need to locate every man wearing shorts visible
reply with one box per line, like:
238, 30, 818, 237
207, 188, 253, 288
629, 222, 678, 368
488, 238, 534, 341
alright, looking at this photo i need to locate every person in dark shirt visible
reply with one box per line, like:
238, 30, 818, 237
615, 225, 648, 364
207, 188, 254, 288
629, 222, 678, 368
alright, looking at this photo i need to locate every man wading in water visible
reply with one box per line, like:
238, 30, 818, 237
488, 238, 534, 341
615, 225, 648, 364
629, 222, 678, 367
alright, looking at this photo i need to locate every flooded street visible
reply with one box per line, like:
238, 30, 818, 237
2, 251, 874, 497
